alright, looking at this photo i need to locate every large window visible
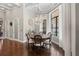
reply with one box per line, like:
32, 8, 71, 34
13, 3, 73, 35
51, 16, 59, 36
51, 8, 59, 37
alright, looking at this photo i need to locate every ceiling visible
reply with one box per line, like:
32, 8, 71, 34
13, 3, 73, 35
25, 3, 60, 14
0, 3, 60, 14
0, 3, 22, 11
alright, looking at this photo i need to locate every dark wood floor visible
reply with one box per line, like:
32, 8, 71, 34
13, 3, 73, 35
0, 39, 64, 56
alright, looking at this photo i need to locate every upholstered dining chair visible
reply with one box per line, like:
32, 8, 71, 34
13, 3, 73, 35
43, 32, 52, 48
26, 34, 30, 46
26, 33, 34, 48
33, 35, 43, 46
39, 32, 43, 36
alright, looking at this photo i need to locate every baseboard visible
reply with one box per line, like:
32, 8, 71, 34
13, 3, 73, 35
51, 40, 59, 45
4, 37, 27, 43
51, 40, 64, 51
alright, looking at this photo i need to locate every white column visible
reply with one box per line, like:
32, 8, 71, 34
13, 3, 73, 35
23, 4, 27, 42
59, 5, 63, 48
47, 12, 52, 34
3, 11, 6, 38
71, 4, 76, 56
62, 4, 71, 56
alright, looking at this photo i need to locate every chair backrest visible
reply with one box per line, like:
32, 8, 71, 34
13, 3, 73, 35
30, 32, 34, 38
26, 33, 30, 40
47, 32, 52, 39
39, 32, 43, 36
33, 35, 42, 43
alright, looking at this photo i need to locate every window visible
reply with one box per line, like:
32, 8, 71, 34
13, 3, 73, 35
51, 8, 59, 37
51, 16, 59, 36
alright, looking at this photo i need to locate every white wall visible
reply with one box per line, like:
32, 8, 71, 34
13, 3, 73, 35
0, 4, 37, 42
0, 11, 5, 37
23, 4, 37, 42
33, 14, 48, 33
4, 6, 24, 42
0, 4, 49, 42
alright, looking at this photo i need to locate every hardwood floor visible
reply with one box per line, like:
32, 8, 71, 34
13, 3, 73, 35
0, 39, 64, 56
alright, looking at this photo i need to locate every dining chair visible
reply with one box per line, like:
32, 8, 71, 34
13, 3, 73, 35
33, 35, 43, 46
26, 33, 30, 47
39, 32, 43, 36
43, 32, 52, 48
26, 33, 34, 48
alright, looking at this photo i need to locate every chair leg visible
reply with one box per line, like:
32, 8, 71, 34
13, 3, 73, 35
43, 43, 47, 48
42, 42, 44, 46
40, 42, 41, 46
28, 40, 29, 48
